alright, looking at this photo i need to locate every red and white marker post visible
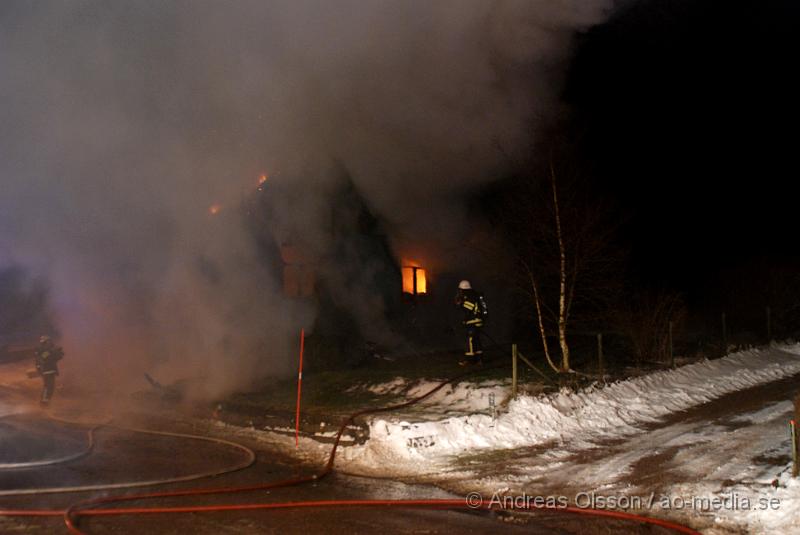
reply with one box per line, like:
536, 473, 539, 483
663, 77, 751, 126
295, 329, 305, 448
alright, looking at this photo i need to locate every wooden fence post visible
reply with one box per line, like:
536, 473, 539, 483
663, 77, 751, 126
793, 394, 800, 478
511, 343, 518, 399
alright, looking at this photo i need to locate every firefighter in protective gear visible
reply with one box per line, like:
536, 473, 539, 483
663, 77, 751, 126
455, 280, 487, 365
34, 335, 64, 406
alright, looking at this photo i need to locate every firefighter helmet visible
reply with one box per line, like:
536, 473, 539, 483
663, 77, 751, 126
458, 280, 472, 290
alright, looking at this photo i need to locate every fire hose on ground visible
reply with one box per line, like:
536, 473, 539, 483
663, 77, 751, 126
0, 419, 102, 471
0, 354, 702, 535
0, 418, 256, 497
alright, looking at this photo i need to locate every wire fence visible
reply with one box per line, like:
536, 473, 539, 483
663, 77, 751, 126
511, 305, 786, 379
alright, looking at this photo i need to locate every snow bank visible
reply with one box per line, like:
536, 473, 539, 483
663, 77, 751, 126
339, 346, 800, 475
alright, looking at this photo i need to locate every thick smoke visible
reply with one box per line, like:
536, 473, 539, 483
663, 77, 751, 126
0, 1, 612, 398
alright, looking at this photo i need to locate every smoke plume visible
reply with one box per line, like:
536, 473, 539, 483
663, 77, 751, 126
0, 0, 612, 398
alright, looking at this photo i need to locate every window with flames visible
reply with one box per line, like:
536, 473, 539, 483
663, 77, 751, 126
402, 265, 427, 296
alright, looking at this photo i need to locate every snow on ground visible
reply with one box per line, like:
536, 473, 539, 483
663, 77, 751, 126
359, 377, 409, 395
662, 397, 800, 534
332, 345, 800, 533
7, 343, 800, 532
339, 346, 800, 473
347, 376, 511, 414
727, 400, 790, 424
697, 476, 800, 534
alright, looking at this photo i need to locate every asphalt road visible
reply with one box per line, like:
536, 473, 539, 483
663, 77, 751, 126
0, 414, 677, 534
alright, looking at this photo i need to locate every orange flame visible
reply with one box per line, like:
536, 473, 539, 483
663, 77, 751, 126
402, 262, 427, 295
402, 267, 415, 294
208, 203, 222, 215
258, 173, 268, 185
416, 268, 427, 294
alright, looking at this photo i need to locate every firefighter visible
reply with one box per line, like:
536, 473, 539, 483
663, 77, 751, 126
34, 335, 64, 406
455, 280, 487, 366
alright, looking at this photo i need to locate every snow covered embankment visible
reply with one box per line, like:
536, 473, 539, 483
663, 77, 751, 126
339, 345, 800, 475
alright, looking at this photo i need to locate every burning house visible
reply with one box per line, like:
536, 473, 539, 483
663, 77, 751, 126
0, 0, 621, 395
246, 172, 513, 367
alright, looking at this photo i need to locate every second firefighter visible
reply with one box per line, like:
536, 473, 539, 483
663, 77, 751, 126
34, 335, 64, 406
455, 280, 487, 365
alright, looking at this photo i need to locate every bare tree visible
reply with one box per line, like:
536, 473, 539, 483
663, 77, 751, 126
550, 161, 570, 371
502, 149, 624, 373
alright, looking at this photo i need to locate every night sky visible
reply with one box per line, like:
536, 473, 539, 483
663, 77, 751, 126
566, 0, 799, 299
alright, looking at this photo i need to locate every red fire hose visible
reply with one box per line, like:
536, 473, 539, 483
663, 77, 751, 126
2, 499, 703, 535
0, 361, 703, 535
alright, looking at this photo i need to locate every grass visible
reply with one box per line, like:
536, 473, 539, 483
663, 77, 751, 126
217, 339, 662, 421
222, 346, 549, 417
